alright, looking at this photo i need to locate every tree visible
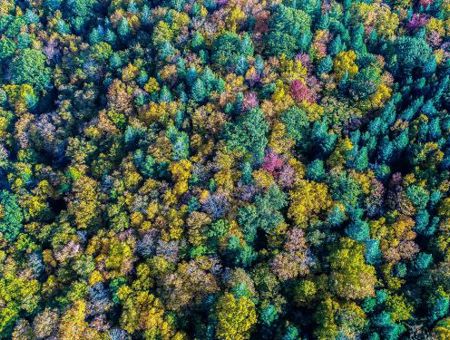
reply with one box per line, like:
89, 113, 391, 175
118, 288, 179, 338
191, 78, 207, 103
315, 299, 367, 339
349, 66, 382, 100
293, 279, 317, 306
117, 18, 130, 39
238, 185, 287, 242
311, 121, 338, 155
32, 308, 59, 339
428, 289, 449, 323
216, 293, 257, 340
67, 176, 100, 229
317, 55, 333, 75
314, 297, 339, 339
281, 106, 309, 145
333, 50, 358, 80
288, 179, 332, 227
167, 126, 190, 161
346, 219, 370, 241
434, 318, 450, 339
162, 260, 219, 311
389, 37, 432, 76
386, 294, 413, 323
224, 236, 257, 268
212, 32, 254, 71
0, 37, 15, 61
265, 5, 312, 57
224, 108, 268, 164
353, 147, 369, 172
9, 49, 51, 92
306, 159, 325, 181
0, 272, 40, 338
329, 238, 377, 300
0, 190, 23, 241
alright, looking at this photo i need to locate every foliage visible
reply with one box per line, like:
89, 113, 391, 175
216, 293, 257, 340
0, 0, 448, 338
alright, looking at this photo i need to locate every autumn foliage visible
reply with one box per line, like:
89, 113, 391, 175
0, 0, 449, 339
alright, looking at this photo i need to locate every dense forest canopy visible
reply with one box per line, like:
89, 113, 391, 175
0, 0, 449, 339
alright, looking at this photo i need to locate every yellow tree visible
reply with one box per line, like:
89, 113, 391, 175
58, 300, 103, 340
216, 293, 257, 340
333, 51, 359, 80
288, 179, 332, 228
329, 238, 377, 300
68, 176, 99, 229
118, 287, 182, 339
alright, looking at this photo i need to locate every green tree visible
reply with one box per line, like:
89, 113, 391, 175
281, 106, 309, 144
349, 66, 382, 100
10, 48, 51, 91
0, 38, 16, 61
389, 37, 433, 76
224, 108, 268, 164
0, 190, 23, 241
265, 4, 312, 56
212, 32, 254, 71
